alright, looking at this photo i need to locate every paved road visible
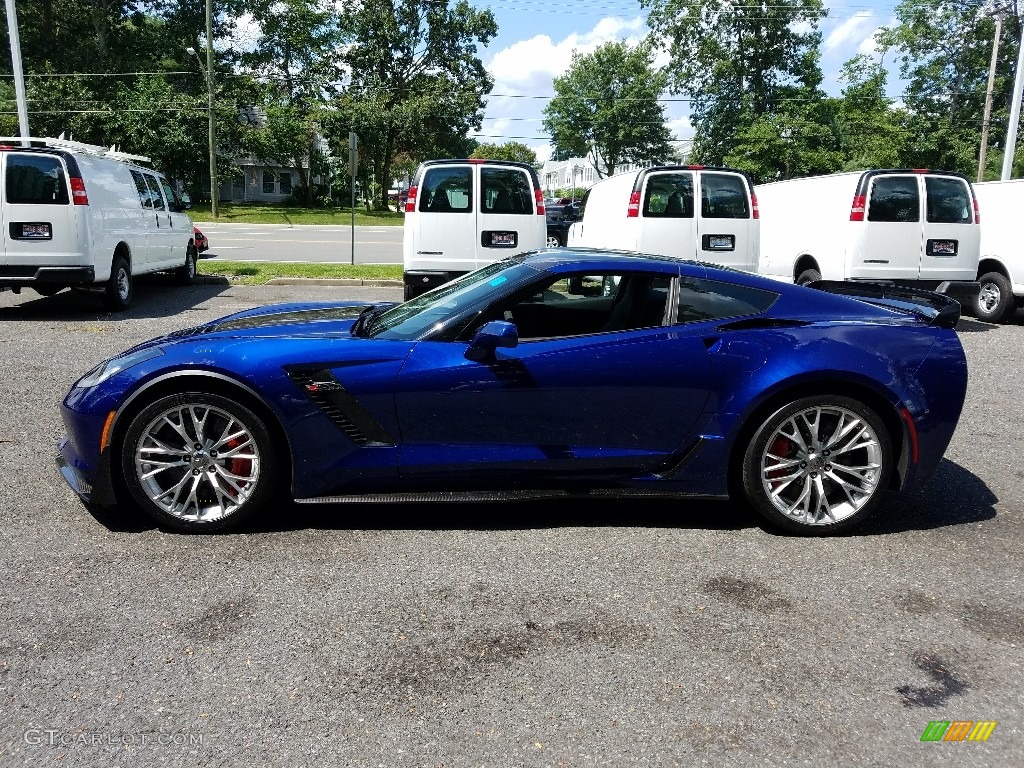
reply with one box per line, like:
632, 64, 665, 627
0, 281, 1021, 766
196, 222, 404, 265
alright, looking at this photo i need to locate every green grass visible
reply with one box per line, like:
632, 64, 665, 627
189, 202, 405, 226
197, 260, 403, 285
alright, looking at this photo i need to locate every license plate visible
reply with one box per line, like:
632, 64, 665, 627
931, 239, 956, 255
21, 223, 51, 239
490, 231, 516, 247
708, 236, 732, 249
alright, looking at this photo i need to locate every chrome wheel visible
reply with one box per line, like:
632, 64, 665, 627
757, 403, 884, 526
978, 282, 1001, 314
546, 234, 562, 248
116, 267, 130, 300
133, 401, 261, 523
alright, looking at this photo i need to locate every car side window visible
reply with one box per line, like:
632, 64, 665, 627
868, 176, 919, 222
159, 179, 180, 211
5, 154, 70, 205
701, 173, 750, 219
419, 167, 472, 213
144, 174, 166, 211
482, 167, 533, 214
925, 177, 972, 223
130, 169, 153, 209
675, 277, 779, 324
643, 173, 694, 218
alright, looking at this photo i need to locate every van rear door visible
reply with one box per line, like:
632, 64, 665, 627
476, 164, 540, 268
635, 170, 697, 259
695, 171, 756, 271
1, 151, 79, 271
414, 163, 476, 275
857, 172, 924, 279
920, 174, 978, 281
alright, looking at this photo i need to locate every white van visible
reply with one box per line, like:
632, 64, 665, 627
566, 165, 760, 272
0, 136, 197, 311
402, 159, 547, 300
969, 179, 1024, 323
756, 169, 980, 302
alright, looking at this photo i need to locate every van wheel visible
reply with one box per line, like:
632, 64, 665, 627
103, 255, 133, 311
176, 245, 198, 285
796, 268, 821, 286
973, 271, 1015, 323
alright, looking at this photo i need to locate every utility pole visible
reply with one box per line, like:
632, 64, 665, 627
4, 0, 30, 144
979, 12, 1003, 181
204, 0, 219, 218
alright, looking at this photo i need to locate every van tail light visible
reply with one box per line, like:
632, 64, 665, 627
627, 190, 641, 218
973, 197, 980, 224
751, 191, 760, 219
404, 185, 417, 213
849, 194, 865, 221
534, 188, 545, 215
70, 176, 89, 205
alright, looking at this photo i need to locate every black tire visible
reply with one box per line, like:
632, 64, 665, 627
176, 244, 198, 285
796, 267, 821, 286
741, 395, 891, 535
403, 285, 416, 302
103, 255, 133, 311
973, 271, 1015, 323
121, 392, 279, 533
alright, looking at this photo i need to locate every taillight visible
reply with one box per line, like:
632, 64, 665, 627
849, 194, 865, 221
751, 191, 759, 220
404, 185, 417, 213
973, 197, 980, 224
627, 190, 641, 218
534, 188, 545, 215
70, 177, 89, 205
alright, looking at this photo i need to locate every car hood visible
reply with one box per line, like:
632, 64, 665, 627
153, 301, 392, 346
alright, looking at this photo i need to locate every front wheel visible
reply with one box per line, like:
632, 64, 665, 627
546, 233, 563, 248
103, 255, 132, 311
121, 392, 279, 533
741, 395, 891, 535
176, 244, 198, 285
973, 271, 1015, 323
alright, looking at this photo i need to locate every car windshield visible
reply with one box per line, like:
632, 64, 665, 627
364, 258, 540, 340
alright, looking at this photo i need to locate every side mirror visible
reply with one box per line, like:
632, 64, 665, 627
178, 193, 193, 211
465, 320, 518, 361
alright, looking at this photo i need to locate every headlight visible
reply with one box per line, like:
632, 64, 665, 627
75, 347, 164, 388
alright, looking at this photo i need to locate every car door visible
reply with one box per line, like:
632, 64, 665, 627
143, 172, 173, 269
696, 171, 755, 271
920, 174, 978, 281
636, 170, 697, 258
159, 176, 192, 267
476, 165, 540, 266
858, 173, 922, 279
2, 152, 78, 269
414, 163, 476, 273
392, 266, 713, 485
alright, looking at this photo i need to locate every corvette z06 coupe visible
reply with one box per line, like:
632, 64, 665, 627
57, 249, 968, 535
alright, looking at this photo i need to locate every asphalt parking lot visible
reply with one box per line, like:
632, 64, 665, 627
0, 278, 1021, 767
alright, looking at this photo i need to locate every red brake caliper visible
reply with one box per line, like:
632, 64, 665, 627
766, 436, 792, 483
225, 437, 251, 496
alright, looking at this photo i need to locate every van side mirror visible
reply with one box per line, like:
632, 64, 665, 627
465, 320, 518, 361
178, 193, 192, 211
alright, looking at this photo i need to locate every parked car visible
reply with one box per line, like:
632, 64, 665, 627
546, 204, 575, 247
194, 226, 209, 254
0, 135, 198, 310
57, 249, 967, 536
968, 179, 1024, 323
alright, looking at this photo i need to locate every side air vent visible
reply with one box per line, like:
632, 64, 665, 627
288, 369, 395, 447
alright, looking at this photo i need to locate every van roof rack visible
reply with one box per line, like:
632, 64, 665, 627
0, 134, 151, 164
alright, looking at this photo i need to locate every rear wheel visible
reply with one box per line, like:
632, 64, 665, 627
796, 267, 822, 286
546, 233, 563, 248
973, 271, 1015, 323
176, 244, 198, 285
741, 395, 891, 535
121, 392, 278, 533
103, 255, 132, 311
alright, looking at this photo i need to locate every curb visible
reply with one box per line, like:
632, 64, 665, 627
266, 278, 403, 287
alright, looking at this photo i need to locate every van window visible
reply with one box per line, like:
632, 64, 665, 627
130, 169, 154, 208
643, 173, 694, 218
419, 166, 471, 213
482, 167, 533, 214
867, 176, 919, 222
160, 179, 179, 210
5, 154, 70, 205
925, 177, 972, 223
675, 277, 778, 323
144, 174, 166, 211
701, 173, 750, 219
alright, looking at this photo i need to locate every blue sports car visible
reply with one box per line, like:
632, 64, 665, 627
57, 249, 968, 535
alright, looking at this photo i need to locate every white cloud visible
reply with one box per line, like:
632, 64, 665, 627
824, 11, 874, 55
666, 115, 694, 141
857, 22, 890, 58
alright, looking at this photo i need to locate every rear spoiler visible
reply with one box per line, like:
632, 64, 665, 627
810, 281, 961, 329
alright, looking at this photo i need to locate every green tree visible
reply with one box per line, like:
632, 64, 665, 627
876, 1, 1014, 175
469, 141, 537, 165
542, 41, 672, 179
832, 55, 906, 171
329, 0, 497, 210
642, 0, 826, 165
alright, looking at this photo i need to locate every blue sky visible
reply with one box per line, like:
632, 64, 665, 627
469, 0, 903, 162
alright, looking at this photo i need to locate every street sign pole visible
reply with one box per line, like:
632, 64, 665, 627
349, 131, 358, 265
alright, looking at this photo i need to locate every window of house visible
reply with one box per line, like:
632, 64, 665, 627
5, 154, 70, 205
263, 171, 276, 194
280, 172, 292, 194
